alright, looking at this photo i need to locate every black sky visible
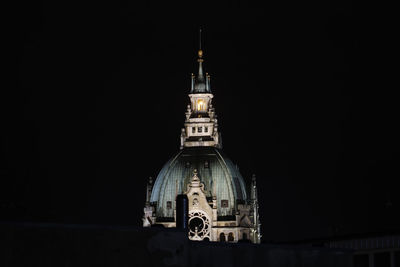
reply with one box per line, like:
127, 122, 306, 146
1, 1, 398, 242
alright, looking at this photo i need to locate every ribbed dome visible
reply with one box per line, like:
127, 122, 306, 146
150, 147, 247, 218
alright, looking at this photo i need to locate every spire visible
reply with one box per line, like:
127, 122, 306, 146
181, 29, 220, 149
145, 177, 153, 205
251, 174, 257, 200
191, 169, 200, 183
191, 28, 211, 93
187, 169, 203, 190
250, 174, 261, 243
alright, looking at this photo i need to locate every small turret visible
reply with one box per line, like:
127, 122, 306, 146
143, 176, 155, 227
250, 174, 261, 243
206, 73, 211, 91
251, 174, 257, 201
145, 177, 153, 205
191, 73, 195, 91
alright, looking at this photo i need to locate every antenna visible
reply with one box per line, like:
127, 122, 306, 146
197, 27, 204, 59
199, 27, 202, 50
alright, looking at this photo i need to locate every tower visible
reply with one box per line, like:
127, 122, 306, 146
180, 45, 220, 149
143, 33, 261, 243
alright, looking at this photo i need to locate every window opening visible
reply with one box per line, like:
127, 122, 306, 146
197, 100, 204, 111
220, 233, 226, 242
228, 232, 234, 242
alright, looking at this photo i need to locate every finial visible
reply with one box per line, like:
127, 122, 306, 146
191, 169, 200, 182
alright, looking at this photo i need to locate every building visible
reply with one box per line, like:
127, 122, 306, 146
142, 45, 261, 243
280, 232, 400, 267
0, 222, 354, 267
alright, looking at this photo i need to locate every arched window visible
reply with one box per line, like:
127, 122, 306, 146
197, 100, 204, 111
219, 233, 226, 242
228, 232, 234, 242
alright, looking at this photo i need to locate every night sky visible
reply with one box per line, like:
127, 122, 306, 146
2, 1, 398, 242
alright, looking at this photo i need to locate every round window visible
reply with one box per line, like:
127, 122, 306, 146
188, 210, 210, 240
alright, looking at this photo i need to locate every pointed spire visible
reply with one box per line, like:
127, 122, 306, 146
191, 28, 211, 94
251, 174, 258, 200
191, 73, 195, 91
197, 57, 204, 79
191, 169, 200, 182
206, 73, 210, 91
188, 169, 202, 188
146, 176, 153, 204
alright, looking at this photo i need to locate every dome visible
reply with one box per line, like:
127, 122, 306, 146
150, 147, 248, 218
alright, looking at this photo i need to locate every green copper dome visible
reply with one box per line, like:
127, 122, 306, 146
150, 147, 248, 218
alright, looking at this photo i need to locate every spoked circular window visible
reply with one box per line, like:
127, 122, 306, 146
188, 210, 211, 240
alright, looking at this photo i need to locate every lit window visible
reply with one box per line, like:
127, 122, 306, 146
192, 127, 195, 133
197, 100, 204, 111
198, 127, 202, 133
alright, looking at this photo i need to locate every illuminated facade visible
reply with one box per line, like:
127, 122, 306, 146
143, 46, 261, 243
